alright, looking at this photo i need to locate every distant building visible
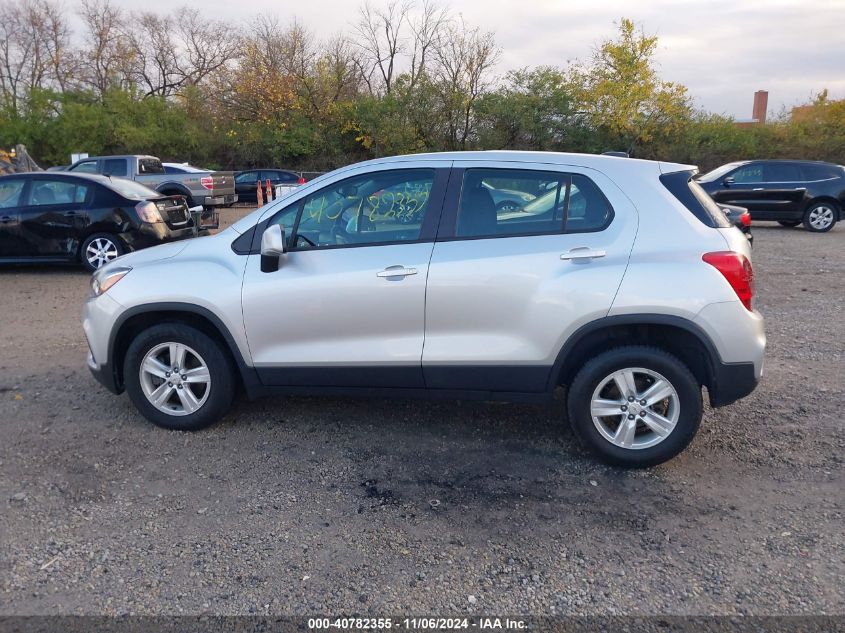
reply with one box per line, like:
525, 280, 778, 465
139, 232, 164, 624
736, 90, 768, 127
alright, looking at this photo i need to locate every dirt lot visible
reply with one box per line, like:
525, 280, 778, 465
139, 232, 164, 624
0, 212, 842, 616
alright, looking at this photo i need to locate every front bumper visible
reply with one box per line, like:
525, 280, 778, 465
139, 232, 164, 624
82, 292, 124, 394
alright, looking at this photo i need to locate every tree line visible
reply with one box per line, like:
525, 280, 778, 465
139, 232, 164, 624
1, 0, 843, 171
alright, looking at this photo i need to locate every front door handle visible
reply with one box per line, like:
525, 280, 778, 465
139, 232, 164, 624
0, 215, 14, 224
64, 211, 80, 217
377, 265, 418, 278
753, 188, 764, 191
561, 248, 606, 261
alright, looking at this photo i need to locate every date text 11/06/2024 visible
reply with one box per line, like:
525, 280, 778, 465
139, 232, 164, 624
308, 617, 528, 630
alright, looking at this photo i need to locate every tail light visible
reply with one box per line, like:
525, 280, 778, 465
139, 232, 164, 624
298, 176, 306, 185
740, 212, 751, 228
200, 176, 214, 191
135, 201, 163, 223
703, 251, 754, 311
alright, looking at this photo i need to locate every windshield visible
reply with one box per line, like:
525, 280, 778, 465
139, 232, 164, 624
106, 178, 161, 200
697, 162, 744, 183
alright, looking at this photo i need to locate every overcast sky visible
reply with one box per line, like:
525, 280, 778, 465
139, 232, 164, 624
108, 0, 845, 117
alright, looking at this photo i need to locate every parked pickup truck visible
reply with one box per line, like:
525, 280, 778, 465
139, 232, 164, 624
66, 155, 237, 209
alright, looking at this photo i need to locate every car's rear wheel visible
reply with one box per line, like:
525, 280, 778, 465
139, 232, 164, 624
777, 220, 801, 227
566, 346, 702, 468
80, 233, 124, 272
802, 202, 838, 232
124, 324, 235, 431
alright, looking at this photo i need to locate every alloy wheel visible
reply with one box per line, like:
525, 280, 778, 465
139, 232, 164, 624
86, 237, 120, 269
590, 367, 680, 450
808, 206, 834, 230
139, 342, 211, 416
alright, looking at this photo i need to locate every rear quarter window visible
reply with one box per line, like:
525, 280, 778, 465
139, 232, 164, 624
660, 170, 732, 228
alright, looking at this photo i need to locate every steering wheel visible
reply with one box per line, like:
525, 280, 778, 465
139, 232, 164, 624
296, 233, 317, 247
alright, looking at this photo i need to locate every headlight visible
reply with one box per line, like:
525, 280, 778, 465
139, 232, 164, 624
92, 266, 132, 296
135, 201, 163, 223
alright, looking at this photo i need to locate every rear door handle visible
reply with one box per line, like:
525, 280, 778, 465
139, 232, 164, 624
752, 188, 764, 191
377, 265, 418, 278
561, 248, 606, 261
64, 211, 80, 217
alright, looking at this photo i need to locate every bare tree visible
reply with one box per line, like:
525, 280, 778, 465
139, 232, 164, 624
408, 0, 449, 89
77, 0, 132, 95
0, 0, 71, 113
433, 18, 499, 149
125, 7, 240, 97
353, 0, 412, 95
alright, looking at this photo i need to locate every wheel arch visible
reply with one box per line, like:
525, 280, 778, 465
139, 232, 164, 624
806, 196, 842, 219
155, 182, 194, 204
108, 303, 260, 396
550, 314, 721, 397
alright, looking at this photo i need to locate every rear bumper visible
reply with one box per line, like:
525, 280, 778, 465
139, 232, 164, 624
708, 360, 758, 407
693, 301, 765, 407
201, 194, 238, 207
120, 224, 208, 252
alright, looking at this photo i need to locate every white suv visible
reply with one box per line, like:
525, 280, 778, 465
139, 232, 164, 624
82, 152, 765, 467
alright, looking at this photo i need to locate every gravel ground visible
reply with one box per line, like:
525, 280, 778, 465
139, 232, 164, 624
0, 213, 842, 616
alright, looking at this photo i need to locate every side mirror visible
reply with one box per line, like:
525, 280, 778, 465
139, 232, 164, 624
722, 177, 734, 187
260, 224, 285, 272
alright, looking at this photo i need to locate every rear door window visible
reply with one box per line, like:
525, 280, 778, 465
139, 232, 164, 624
455, 169, 613, 238
26, 180, 89, 206
764, 163, 802, 182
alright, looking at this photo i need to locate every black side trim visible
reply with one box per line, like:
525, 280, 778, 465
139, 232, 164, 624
257, 365, 424, 389
548, 313, 758, 407
245, 384, 552, 405
106, 303, 261, 397
423, 365, 551, 392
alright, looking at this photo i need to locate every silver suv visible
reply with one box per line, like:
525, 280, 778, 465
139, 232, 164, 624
82, 152, 765, 467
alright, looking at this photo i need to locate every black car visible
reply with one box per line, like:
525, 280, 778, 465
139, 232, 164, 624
696, 159, 845, 233
234, 169, 303, 204
718, 203, 753, 246
0, 172, 205, 271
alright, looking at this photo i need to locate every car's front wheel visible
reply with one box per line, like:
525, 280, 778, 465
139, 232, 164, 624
566, 346, 702, 468
123, 324, 235, 430
803, 202, 838, 232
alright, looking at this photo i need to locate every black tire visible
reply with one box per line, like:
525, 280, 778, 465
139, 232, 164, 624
777, 220, 801, 228
802, 201, 838, 233
79, 233, 124, 272
123, 324, 235, 431
566, 346, 703, 468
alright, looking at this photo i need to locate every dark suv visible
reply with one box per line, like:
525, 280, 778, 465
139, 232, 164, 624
696, 160, 845, 232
